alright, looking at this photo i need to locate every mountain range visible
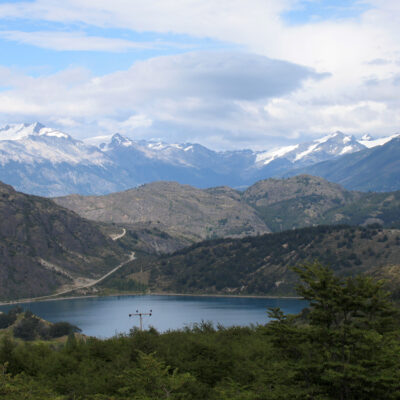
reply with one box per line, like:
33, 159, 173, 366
54, 175, 400, 241
286, 137, 400, 192
0, 122, 398, 196
1, 175, 400, 300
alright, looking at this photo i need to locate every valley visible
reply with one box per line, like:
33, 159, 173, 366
0, 171, 399, 302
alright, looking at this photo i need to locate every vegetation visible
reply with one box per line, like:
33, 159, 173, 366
115, 224, 400, 297
98, 277, 148, 293
55, 175, 400, 245
0, 307, 21, 329
0, 307, 81, 341
0, 263, 399, 399
0, 180, 127, 301
244, 175, 400, 232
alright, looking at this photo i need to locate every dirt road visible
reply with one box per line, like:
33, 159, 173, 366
110, 228, 127, 241
3, 252, 136, 304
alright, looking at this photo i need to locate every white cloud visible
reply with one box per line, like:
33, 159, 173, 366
0, 0, 291, 39
98, 114, 153, 133
0, 30, 177, 52
0, 0, 400, 148
0, 51, 324, 148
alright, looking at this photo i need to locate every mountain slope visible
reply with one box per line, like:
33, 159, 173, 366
1, 122, 396, 196
0, 181, 128, 300
243, 175, 359, 231
96, 130, 370, 189
246, 175, 400, 230
254, 131, 365, 169
0, 123, 132, 196
285, 137, 400, 192
54, 176, 400, 242
110, 225, 400, 296
54, 181, 270, 242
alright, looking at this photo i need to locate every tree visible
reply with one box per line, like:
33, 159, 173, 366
268, 262, 400, 399
117, 352, 196, 399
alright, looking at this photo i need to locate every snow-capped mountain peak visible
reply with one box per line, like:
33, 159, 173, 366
110, 133, 134, 148
255, 144, 299, 165
0, 122, 40, 140
0, 121, 398, 197
0, 122, 109, 174
256, 131, 364, 167
0, 122, 71, 141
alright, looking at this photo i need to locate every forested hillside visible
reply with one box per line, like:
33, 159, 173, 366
1, 263, 399, 399
103, 224, 400, 297
244, 175, 400, 231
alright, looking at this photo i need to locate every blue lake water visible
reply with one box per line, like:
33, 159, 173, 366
0, 295, 308, 338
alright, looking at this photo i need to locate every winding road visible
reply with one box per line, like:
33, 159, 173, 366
54, 251, 136, 296
2, 251, 136, 305
110, 228, 127, 241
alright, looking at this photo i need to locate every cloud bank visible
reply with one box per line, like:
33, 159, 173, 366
0, 0, 399, 149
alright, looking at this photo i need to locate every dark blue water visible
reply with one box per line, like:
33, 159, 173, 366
0, 295, 307, 338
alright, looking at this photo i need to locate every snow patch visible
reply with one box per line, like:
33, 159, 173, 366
256, 144, 299, 165
0, 123, 70, 141
313, 132, 338, 144
294, 143, 319, 162
359, 134, 400, 148
343, 136, 351, 144
340, 145, 355, 155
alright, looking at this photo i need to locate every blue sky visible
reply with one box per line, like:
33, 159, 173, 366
283, 0, 371, 24
0, 0, 399, 150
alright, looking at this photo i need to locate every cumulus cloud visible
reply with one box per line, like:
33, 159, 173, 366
0, 51, 325, 147
0, 0, 400, 148
104, 51, 326, 101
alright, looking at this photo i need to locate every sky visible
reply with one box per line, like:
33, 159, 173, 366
0, 0, 400, 150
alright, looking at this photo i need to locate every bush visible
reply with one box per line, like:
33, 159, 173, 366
48, 322, 81, 338
0, 313, 17, 329
13, 316, 41, 341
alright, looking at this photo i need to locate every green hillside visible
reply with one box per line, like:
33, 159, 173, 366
105, 224, 400, 297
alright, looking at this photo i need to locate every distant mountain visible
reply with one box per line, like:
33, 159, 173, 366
95, 130, 369, 189
54, 181, 270, 242
0, 122, 396, 196
243, 175, 400, 231
285, 137, 400, 192
53, 176, 400, 242
254, 131, 365, 169
0, 180, 128, 300
0, 123, 128, 196
112, 225, 400, 297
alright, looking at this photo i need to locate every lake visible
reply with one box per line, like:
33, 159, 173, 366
0, 295, 308, 338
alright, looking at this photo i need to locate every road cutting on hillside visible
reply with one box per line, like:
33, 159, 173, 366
3, 251, 136, 305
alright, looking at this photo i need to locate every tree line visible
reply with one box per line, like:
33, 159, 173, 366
1, 262, 400, 399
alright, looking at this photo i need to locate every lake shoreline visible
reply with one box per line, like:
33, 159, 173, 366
0, 291, 302, 306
